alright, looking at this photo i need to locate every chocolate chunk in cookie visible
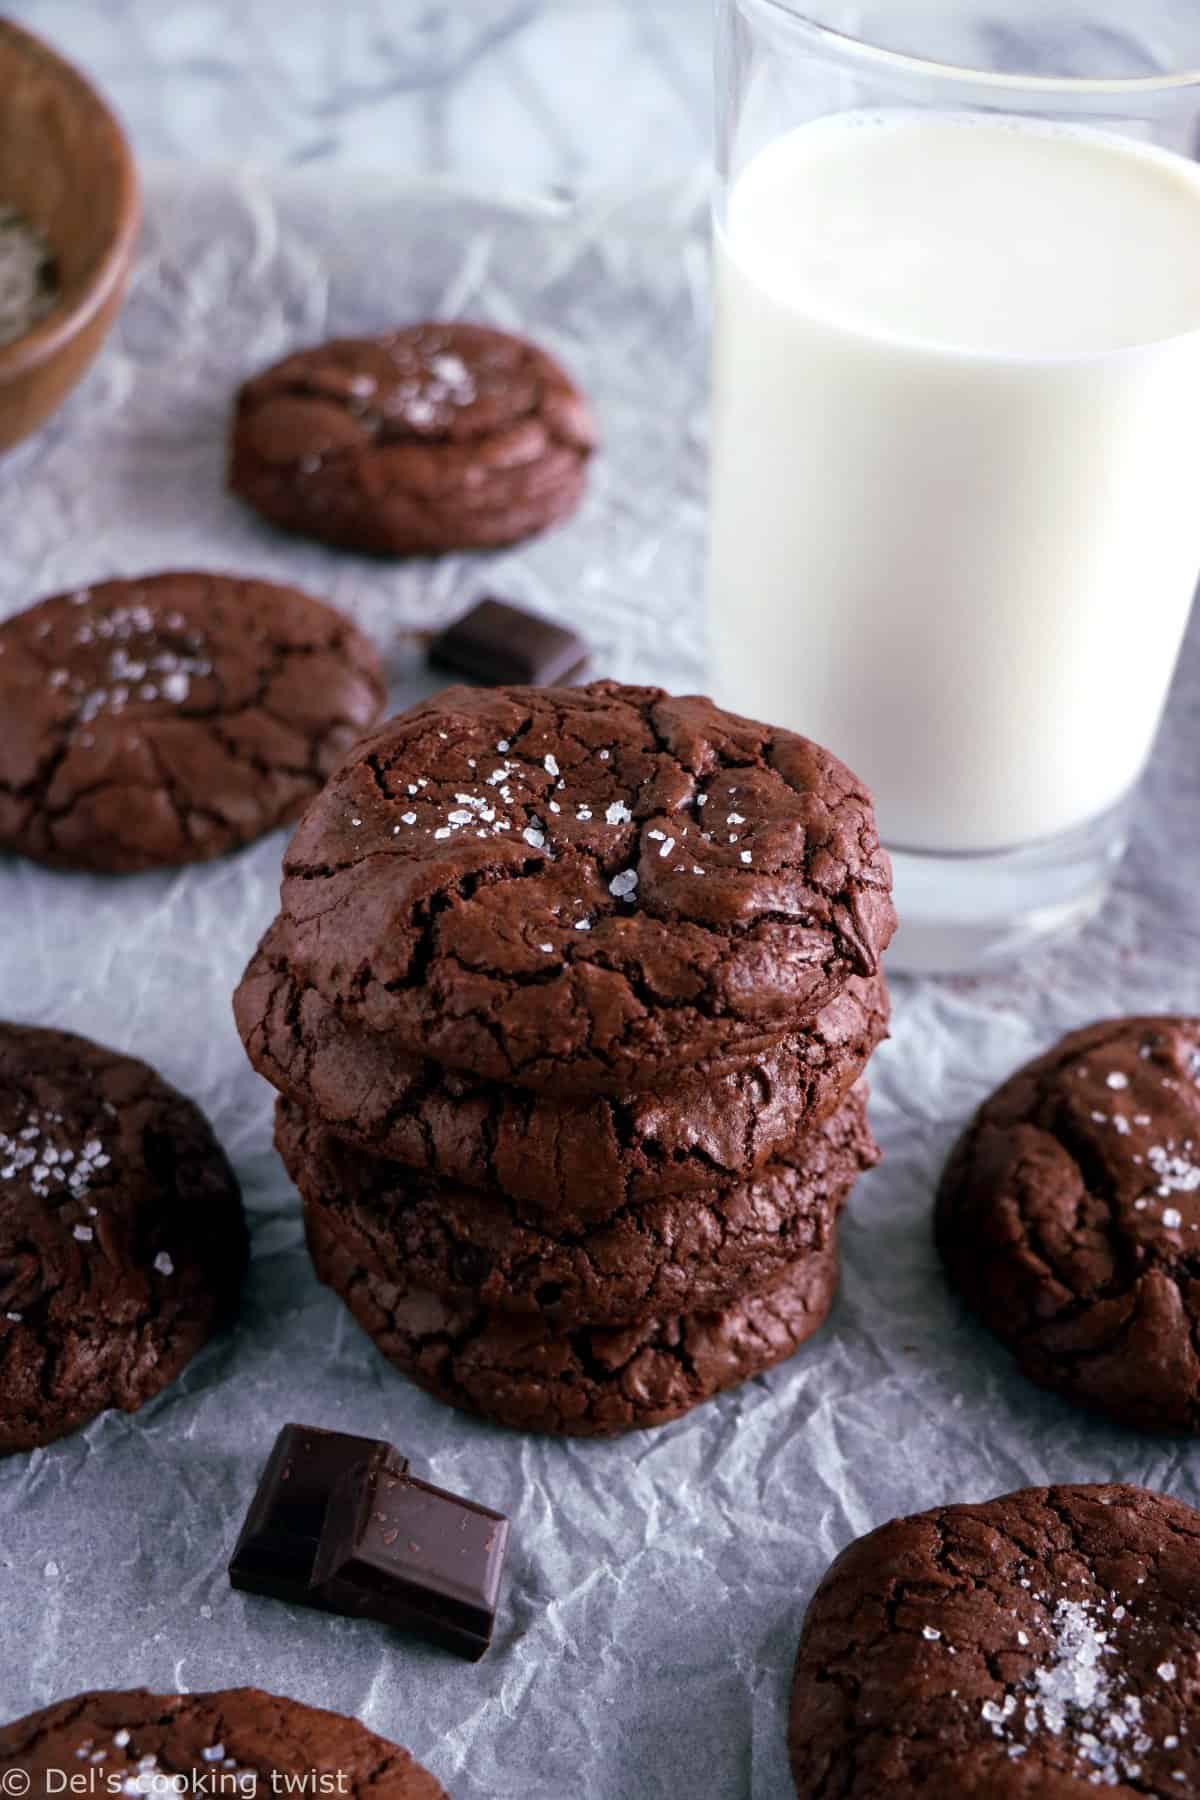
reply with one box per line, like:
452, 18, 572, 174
0, 1022, 246, 1455
0, 1687, 446, 1798
0, 571, 385, 872
305, 1200, 842, 1436
230, 324, 596, 555
936, 1016, 1200, 1433
790, 1483, 1200, 1798
273, 681, 896, 1095
235, 924, 888, 1221
280, 1085, 875, 1327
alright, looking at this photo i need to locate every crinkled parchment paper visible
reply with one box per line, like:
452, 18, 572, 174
0, 166, 1198, 1800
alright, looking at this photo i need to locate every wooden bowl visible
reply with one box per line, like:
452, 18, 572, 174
0, 19, 139, 453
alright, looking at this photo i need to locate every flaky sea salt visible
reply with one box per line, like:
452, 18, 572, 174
976, 1594, 1186, 1786
1, 1111, 110, 1200
66, 606, 213, 726
1148, 1144, 1200, 1195
0, 205, 56, 348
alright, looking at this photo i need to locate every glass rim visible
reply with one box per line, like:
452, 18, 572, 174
752, 1, 1200, 94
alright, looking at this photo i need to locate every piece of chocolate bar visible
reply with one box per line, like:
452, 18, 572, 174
312, 1456, 510, 1662
428, 596, 590, 687
228, 1423, 406, 1608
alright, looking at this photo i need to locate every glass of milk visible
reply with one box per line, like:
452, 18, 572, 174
711, 1, 1200, 973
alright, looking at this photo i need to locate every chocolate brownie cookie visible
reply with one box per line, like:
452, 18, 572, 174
937, 1016, 1200, 1433
0, 1686, 445, 1797
0, 571, 385, 872
789, 1482, 1200, 1798
282, 1085, 875, 1328
230, 323, 596, 554
306, 1203, 841, 1435
275, 681, 896, 1095
0, 1023, 246, 1454
236, 924, 888, 1220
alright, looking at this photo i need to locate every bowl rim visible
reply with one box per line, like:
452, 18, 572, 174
0, 17, 140, 380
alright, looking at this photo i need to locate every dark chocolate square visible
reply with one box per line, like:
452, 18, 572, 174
228, 1423, 406, 1609
428, 596, 590, 687
312, 1458, 510, 1661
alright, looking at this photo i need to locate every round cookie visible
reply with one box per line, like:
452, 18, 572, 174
936, 1015, 1200, 1433
0, 1686, 446, 1797
229, 323, 596, 554
789, 1482, 1200, 1798
280, 1083, 875, 1327
276, 681, 896, 1096
306, 1200, 841, 1436
237, 922, 889, 1220
0, 570, 385, 872
0, 1022, 246, 1454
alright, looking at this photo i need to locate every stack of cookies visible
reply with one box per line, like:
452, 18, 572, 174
234, 680, 896, 1437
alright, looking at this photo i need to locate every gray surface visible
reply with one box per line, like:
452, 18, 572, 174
3, 0, 711, 194
1, 165, 1200, 1799
8, 0, 1200, 196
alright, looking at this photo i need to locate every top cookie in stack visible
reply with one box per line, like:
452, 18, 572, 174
235, 680, 896, 1434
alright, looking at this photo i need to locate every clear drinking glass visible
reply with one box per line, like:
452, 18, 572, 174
710, 2, 1200, 973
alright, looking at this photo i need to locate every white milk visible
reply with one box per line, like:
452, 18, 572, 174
710, 113, 1200, 853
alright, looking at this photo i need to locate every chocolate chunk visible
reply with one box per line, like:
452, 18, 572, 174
312, 1457, 509, 1661
228, 1423, 508, 1658
229, 1423, 407, 1607
428, 597, 590, 687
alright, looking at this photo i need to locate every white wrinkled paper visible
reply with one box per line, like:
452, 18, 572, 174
1, 166, 1198, 1800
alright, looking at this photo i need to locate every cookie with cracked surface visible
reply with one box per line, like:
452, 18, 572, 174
789, 1482, 1200, 1798
279, 1084, 875, 1328
0, 1686, 446, 1797
275, 680, 896, 1096
936, 1016, 1200, 1434
305, 1198, 841, 1435
0, 570, 385, 872
0, 1022, 246, 1455
229, 323, 596, 554
236, 922, 889, 1221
